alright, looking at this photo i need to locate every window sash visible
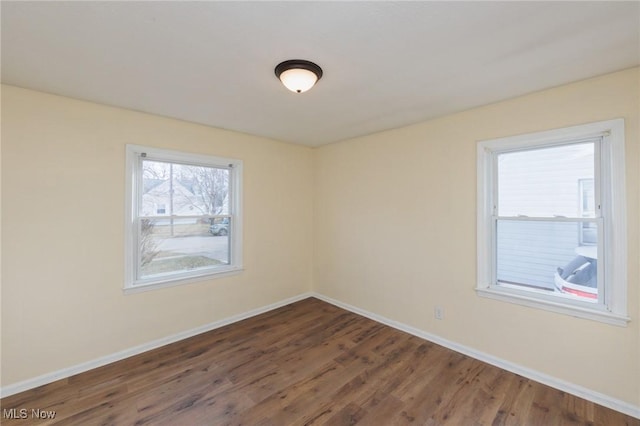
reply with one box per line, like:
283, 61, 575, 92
492, 138, 601, 219
491, 216, 604, 307
138, 157, 232, 216
125, 144, 243, 292
134, 154, 235, 283
133, 216, 234, 284
488, 139, 604, 308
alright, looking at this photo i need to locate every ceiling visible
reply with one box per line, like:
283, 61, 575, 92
2, 2, 639, 147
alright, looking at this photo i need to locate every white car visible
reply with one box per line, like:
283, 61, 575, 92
554, 245, 597, 300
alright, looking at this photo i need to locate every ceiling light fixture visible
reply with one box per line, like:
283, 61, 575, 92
275, 59, 323, 93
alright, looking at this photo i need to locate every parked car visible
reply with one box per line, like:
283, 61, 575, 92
554, 246, 597, 300
209, 218, 229, 236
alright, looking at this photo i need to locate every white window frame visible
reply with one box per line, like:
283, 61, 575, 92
578, 178, 597, 246
477, 119, 628, 326
124, 145, 243, 293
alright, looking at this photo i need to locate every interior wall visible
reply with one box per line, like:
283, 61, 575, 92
1, 85, 314, 386
2, 69, 639, 408
313, 68, 639, 406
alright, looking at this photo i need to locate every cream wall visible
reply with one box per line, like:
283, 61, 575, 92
314, 68, 640, 406
1, 85, 313, 386
2, 68, 639, 408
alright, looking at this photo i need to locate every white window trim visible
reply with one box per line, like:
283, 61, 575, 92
124, 145, 243, 294
476, 119, 629, 326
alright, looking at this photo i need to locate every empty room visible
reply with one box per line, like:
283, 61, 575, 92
1, 1, 639, 425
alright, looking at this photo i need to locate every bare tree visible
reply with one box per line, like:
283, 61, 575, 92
142, 160, 230, 217
161, 165, 228, 217
188, 166, 229, 215
140, 218, 159, 266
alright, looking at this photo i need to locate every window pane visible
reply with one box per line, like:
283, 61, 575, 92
141, 160, 230, 217
141, 161, 171, 216
170, 164, 230, 216
497, 142, 595, 217
496, 219, 598, 302
139, 218, 230, 279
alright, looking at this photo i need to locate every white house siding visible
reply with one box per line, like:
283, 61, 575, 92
497, 221, 579, 289
496, 141, 597, 289
142, 179, 208, 218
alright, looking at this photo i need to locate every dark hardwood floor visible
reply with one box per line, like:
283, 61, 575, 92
1, 297, 638, 425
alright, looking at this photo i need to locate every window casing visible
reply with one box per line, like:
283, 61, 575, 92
125, 145, 243, 292
476, 119, 628, 326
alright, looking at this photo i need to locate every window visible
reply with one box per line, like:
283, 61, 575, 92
477, 119, 628, 325
125, 145, 243, 292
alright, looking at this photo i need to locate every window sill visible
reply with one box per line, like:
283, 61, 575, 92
124, 267, 244, 295
476, 287, 630, 327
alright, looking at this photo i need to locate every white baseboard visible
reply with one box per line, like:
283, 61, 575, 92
311, 292, 640, 420
3, 291, 638, 420
0, 292, 313, 399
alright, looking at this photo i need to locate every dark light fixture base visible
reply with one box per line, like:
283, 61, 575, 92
274, 59, 323, 81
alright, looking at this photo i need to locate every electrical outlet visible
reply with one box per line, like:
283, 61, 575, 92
434, 306, 444, 320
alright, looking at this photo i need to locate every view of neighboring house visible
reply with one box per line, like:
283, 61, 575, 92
141, 160, 229, 221
496, 141, 596, 294
142, 178, 209, 221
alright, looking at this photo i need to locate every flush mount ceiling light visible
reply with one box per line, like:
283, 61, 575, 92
275, 59, 323, 93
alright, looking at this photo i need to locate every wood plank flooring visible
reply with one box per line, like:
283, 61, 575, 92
2, 297, 638, 425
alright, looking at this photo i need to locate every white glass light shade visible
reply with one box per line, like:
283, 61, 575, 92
279, 68, 318, 93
